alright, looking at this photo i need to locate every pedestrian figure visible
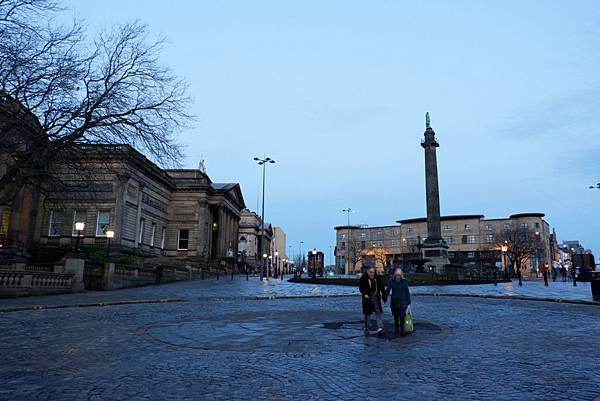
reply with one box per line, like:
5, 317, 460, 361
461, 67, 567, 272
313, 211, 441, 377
359, 267, 387, 337
154, 265, 164, 285
386, 268, 411, 335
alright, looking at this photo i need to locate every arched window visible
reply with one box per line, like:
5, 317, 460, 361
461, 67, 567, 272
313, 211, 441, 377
239, 236, 247, 252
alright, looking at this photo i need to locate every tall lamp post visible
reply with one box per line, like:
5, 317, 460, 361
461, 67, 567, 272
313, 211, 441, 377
299, 240, 304, 271
74, 221, 85, 251
274, 251, 279, 278
311, 249, 318, 278
342, 208, 354, 275
254, 156, 276, 280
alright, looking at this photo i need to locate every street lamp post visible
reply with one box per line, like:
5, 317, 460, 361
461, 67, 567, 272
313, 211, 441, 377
571, 247, 577, 287
254, 156, 276, 280
311, 249, 318, 278
501, 243, 508, 281
299, 240, 304, 271
105, 228, 115, 258
74, 221, 85, 251
274, 251, 279, 278
342, 208, 354, 275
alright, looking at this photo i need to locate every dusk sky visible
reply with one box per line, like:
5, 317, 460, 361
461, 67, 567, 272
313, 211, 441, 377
64, 0, 599, 262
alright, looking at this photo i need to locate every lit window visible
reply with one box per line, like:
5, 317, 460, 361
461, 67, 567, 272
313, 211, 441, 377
95, 211, 110, 237
178, 229, 189, 250
49, 210, 64, 236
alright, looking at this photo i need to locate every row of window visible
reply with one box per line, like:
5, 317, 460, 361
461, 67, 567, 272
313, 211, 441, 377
48, 210, 191, 251
49, 210, 111, 237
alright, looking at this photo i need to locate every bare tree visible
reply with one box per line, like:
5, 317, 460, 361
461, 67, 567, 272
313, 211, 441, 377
0, 0, 191, 206
347, 240, 364, 274
368, 245, 390, 274
494, 226, 543, 286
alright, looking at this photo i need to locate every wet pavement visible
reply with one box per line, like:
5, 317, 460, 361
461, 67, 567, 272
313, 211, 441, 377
0, 276, 597, 311
1, 291, 600, 400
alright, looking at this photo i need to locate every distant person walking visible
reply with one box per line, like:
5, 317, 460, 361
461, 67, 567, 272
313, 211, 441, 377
154, 265, 164, 285
386, 268, 411, 335
359, 267, 387, 337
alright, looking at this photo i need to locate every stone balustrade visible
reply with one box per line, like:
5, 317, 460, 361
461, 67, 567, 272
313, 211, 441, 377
0, 271, 73, 290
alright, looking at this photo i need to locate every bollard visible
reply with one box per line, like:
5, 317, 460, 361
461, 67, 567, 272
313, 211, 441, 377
246, 270, 249, 281
591, 279, 600, 301
231, 271, 234, 281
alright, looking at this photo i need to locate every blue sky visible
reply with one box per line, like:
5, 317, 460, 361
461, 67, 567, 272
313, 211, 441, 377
65, 0, 600, 261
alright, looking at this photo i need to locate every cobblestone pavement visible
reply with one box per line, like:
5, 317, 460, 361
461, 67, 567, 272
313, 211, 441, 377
1, 276, 598, 311
1, 292, 600, 400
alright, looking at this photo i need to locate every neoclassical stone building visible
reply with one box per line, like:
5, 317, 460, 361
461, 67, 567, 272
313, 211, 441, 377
1, 144, 246, 266
237, 209, 272, 271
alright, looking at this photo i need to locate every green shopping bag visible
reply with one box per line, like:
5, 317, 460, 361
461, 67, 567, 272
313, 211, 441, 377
403, 306, 414, 333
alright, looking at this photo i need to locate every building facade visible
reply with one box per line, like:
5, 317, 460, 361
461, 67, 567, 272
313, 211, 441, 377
1, 145, 246, 268
335, 213, 555, 276
237, 209, 273, 272
272, 227, 287, 273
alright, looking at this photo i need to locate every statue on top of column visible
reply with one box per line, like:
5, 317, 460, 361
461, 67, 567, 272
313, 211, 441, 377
425, 112, 431, 129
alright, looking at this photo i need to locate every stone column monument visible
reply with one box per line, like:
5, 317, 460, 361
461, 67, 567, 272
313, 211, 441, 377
420, 113, 449, 272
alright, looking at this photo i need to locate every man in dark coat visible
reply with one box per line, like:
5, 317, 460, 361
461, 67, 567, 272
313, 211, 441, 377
359, 267, 387, 336
154, 265, 164, 285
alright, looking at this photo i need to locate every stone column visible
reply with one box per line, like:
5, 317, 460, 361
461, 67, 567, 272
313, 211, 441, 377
113, 175, 129, 245
133, 183, 144, 248
421, 127, 442, 243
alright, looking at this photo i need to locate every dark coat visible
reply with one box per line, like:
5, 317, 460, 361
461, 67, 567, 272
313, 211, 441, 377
359, 273, 387, 315
386, 278, 411, 316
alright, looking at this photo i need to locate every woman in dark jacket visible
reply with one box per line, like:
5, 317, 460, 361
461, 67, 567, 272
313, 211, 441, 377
359, 267, 387, 336
386, 268, 411, 334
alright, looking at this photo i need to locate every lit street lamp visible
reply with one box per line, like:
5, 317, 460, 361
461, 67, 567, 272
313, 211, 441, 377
254, 156, 276, 280
501, 242, 508, 280
105, 228, 115, 258
74, 221, 85, 251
